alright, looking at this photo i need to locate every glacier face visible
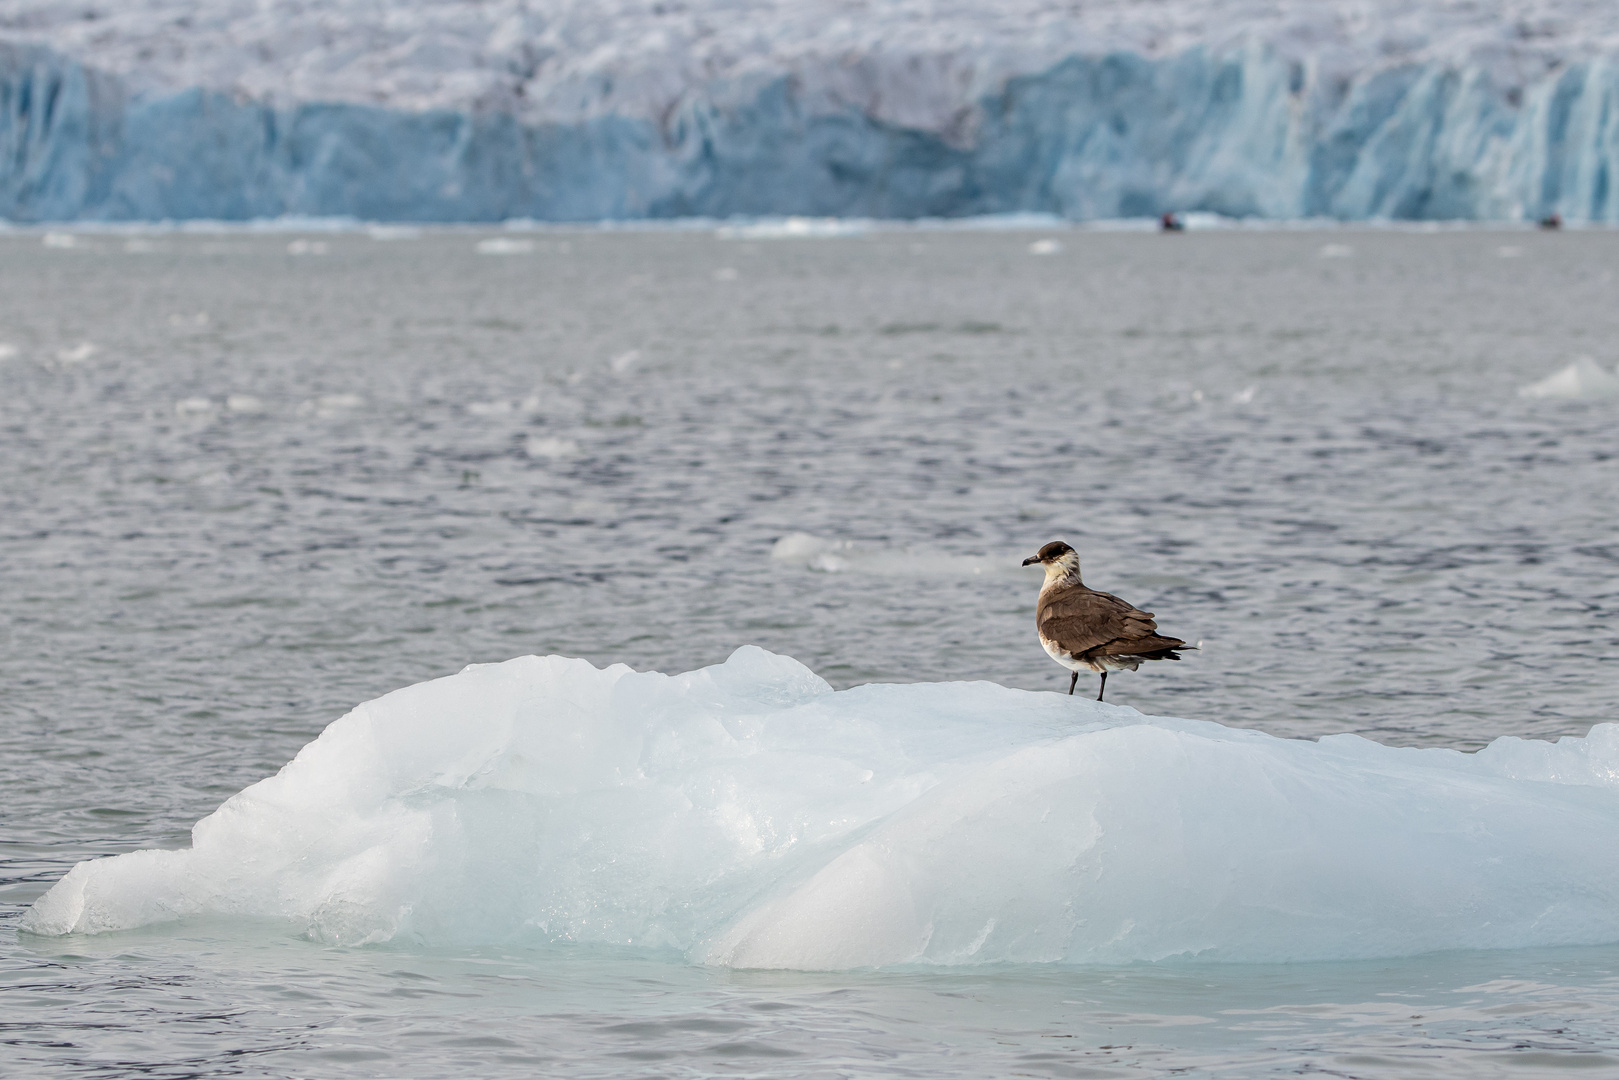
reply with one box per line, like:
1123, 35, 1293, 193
21, 647, 1619, 968
2, 0, 1619, 222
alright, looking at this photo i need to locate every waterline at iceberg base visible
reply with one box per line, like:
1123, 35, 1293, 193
23, 646, 1619, 969
4, 41, 1619, 224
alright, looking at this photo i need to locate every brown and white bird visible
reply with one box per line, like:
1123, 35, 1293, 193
1021, 540, 1192, 701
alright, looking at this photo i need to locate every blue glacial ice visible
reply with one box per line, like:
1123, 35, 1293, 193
23, 646, 1619, 968
3, 34, 1619, 223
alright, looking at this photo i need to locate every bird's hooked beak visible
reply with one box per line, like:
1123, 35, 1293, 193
1021, 554, 1042, 567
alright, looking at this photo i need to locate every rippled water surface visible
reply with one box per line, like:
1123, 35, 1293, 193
3, 225, 1617, 1076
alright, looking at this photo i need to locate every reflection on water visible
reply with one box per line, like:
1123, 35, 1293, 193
8, 928, 1619, 1078
2, 227, 1617, 1075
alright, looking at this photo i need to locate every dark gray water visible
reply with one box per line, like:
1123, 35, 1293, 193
2, 224, 1617, 1076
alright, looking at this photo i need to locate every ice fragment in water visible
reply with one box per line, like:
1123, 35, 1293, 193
225, 394, 266, 414
716, 218, 868, 239
174, 396, 215, 416
771, 532, 1018, 577
771, 532, 858, 572
524, 435, 580, 459
1518, 356, 1619, 400
23, 648, 1619, 968
300, 393, 364, 416
476, 238, 535, 255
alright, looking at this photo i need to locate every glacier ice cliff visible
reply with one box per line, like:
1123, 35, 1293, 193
4, 0, 1619, 224
23, 647, 1619, 968
2, 36, 1618, 222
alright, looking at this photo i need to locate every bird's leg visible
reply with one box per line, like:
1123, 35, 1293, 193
1068, 671, 1078, 695
1097, 672, 1107, 702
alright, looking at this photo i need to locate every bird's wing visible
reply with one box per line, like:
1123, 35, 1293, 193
1039, 588, 1185, 657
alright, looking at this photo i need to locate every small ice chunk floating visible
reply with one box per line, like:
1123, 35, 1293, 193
23, 648, 1619, 968
1519, 356, 1619, 400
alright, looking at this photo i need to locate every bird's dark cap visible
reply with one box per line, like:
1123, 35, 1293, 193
1022, 540, 1074, 566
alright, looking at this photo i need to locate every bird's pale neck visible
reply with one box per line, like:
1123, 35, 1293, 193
1040, 552, 1083, 591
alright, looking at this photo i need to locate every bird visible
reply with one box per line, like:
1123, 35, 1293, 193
1021, 540, 1192, 701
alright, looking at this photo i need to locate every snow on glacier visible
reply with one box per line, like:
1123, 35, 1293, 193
3, 1, 1619, 221
4, 1, 1618, 125
23, 646, 1619, 969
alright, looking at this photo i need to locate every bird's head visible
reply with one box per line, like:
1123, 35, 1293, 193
1022, 540, 1081, 583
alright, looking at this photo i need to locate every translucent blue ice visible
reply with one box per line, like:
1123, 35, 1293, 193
25, 647, 1619, 968
3, 38, 1619, 222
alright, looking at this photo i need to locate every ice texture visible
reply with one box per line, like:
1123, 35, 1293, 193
23, 647, 1619, 968
4, 2, 1619, 221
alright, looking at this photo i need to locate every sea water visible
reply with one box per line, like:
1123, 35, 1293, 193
3, 225, 1618, 1076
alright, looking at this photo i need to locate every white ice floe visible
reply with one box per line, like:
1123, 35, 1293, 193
524, 435, 581, 459
23, 647, 1619, 968
0, 343, 18, 361
1518, 356, 1619, 400
286, 239, 329, 255
298, 393, 365, 417
772, 532, 1025, 577
174, 396, 215, 416
41, 232, 78, 249
1318, 243, 1353, 258
1027, 238, 1063, 255
225, 394, 267, 414
608, 349, 642, 373
475, 238, 535, 255
716, 218, 868, 240
771, 532, 862, 572
468, 395, 542, 416
56, 342, 97, 363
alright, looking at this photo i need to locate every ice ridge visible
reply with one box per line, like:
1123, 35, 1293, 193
23, 646, 1619, 969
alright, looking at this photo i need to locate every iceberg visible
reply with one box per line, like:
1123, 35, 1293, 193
23, 647, 1619, 969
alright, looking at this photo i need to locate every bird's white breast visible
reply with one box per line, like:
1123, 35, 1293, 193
1039, 634, 1091, 673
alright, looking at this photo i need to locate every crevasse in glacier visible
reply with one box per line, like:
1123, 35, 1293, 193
23, 647, 1619, 968
2, 37, 1618, 223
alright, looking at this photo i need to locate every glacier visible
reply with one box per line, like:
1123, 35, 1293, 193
3, 0, 1619, 222
23, 646, 1619, 969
